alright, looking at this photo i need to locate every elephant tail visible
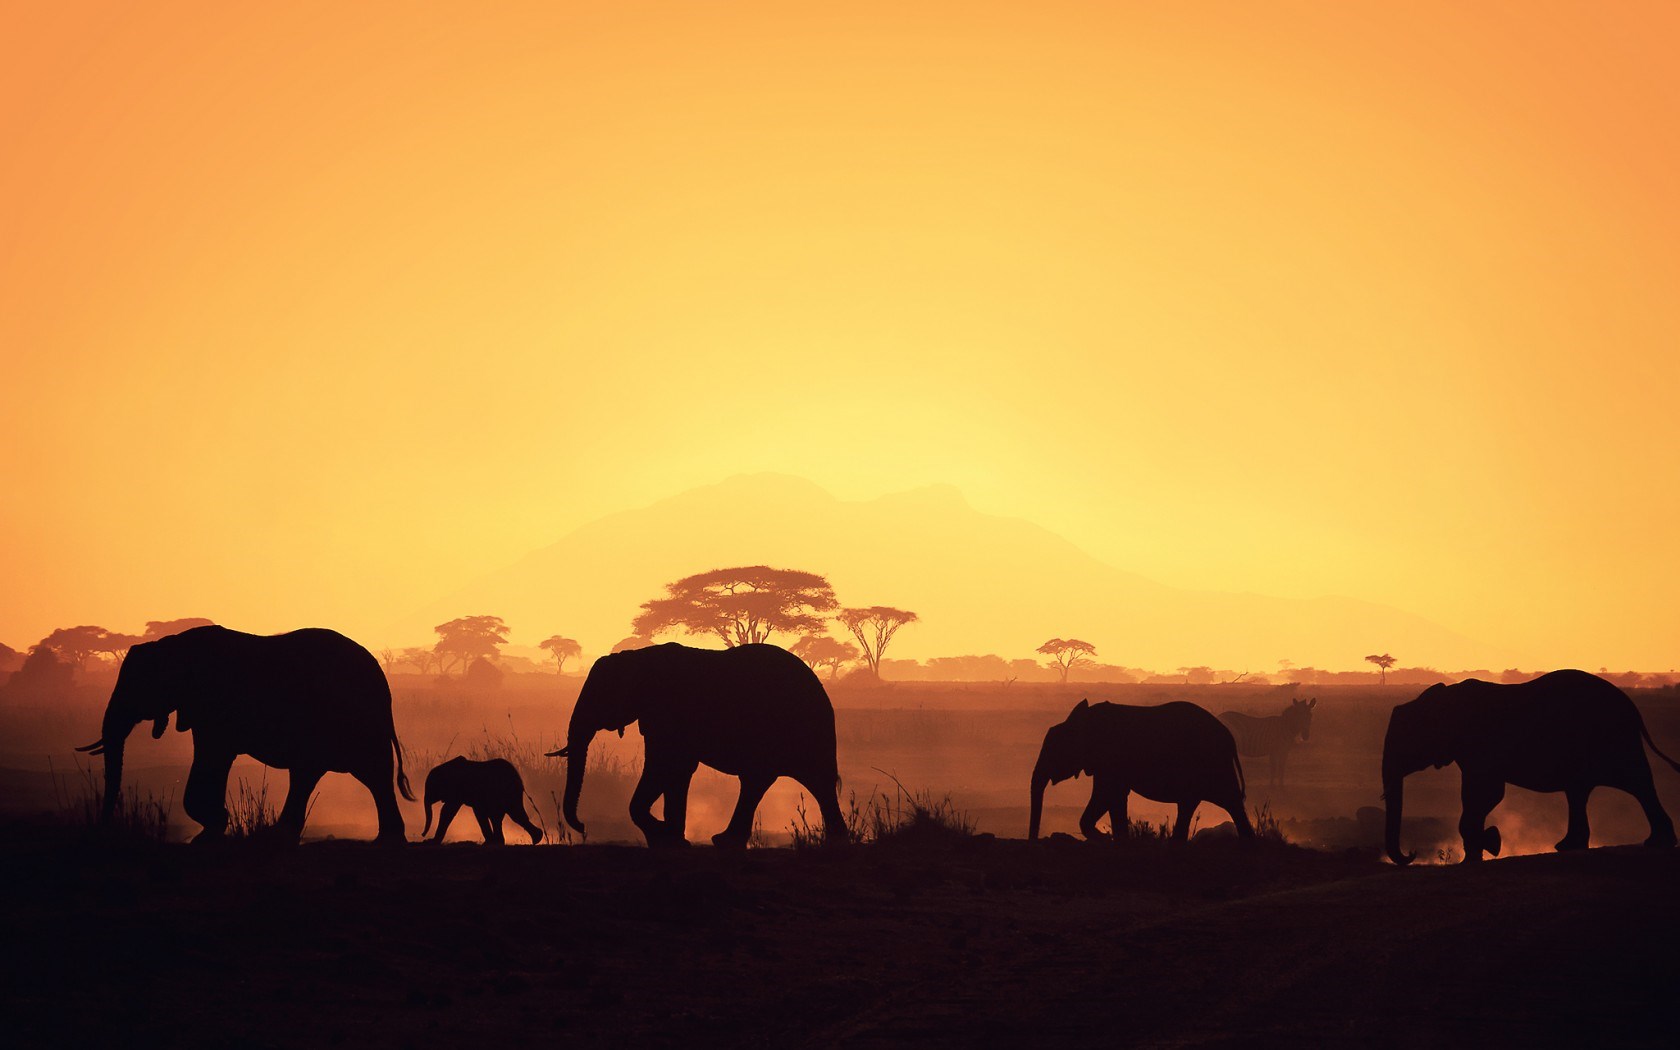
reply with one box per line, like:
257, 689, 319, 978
1640, 718, 1680, 774
392, 728, 415, 802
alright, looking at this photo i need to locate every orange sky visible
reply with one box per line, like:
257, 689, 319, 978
3, 3, 1677, 668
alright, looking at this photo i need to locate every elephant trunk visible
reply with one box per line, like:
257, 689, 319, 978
1383, 767, 1414, 867
96, 710, 140, 824
1028, 762, 1050, 841
421, 784, 437, 838
561, 728, 594, 835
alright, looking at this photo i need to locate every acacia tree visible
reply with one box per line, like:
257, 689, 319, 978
790, 635, 859, 681
39, 626, 112, 672
1365, 652, 1397, 684
433, 615, 510, 676
1037, 638, 1097, 683
632, 566, 838, 648
835, 606, 918, 679
539, 635, 583, 674
400, 646, 439, 676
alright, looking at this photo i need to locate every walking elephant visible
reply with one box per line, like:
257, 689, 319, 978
1382, 669, 1680, 865
1028, 699, 1253, 841
547, 642, 847, 848
77, 626, 413, 843
422, 756, 543, 844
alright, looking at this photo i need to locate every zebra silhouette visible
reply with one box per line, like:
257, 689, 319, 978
1218, 698, 1316, 789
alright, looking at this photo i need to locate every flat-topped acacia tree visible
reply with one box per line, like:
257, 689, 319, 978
1365, 652, 1397, 684
1037, 638, 1097, 683
836, 606, 919, 679
632, 566, 838, 649
433, 615, 511, 676
539, 635, 583, 674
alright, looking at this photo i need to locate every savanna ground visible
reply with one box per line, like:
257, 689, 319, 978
3, 678, 1679, 1046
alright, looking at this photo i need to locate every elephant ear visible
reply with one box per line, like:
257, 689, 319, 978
1072, 698, 1091, 717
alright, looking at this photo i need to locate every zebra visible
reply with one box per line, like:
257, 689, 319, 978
1218, 697, 1316, 789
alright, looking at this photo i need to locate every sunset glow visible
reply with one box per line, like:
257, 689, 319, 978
4, 3, 1677, 668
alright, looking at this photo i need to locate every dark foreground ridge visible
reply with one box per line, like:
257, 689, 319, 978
4, 831, 1676, 1048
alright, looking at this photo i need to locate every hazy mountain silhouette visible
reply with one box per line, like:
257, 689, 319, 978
397, 473, 1514, 670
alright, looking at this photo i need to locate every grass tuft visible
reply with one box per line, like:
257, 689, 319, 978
51, 757, 173, 843
788, 771, 974, 850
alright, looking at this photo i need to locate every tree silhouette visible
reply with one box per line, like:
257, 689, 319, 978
632, 566, 838, 648
836, 606, 918, 678
142, 618, 215, 641
1037, 638, 1097, 683
790, 635, 859, 680
39, 626, 112, 672
1177, 665, 1215, 685
539, 635, 583, 674
400, 646, 439, 676
433, 616, 510, 676
1365, 652, 1396, 684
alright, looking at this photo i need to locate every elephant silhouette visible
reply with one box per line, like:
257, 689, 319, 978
422, 756, 543, 844
77, 626, 413, 843
548, 642, 848, 848
1029, 699, 1253, 842
1383, 669, 1680, 864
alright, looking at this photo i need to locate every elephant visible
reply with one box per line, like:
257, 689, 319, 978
1028, 699, 1254, 842
547, 642, 847, 848
421, 756, 543, 844
76, 625, 413, 843
1382, 669, 1680, 865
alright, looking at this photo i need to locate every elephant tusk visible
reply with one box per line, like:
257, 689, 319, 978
545, 746, 569, 758
75, 740, 105, 755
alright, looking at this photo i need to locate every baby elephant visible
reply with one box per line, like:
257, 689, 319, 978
422, 757, 543, 844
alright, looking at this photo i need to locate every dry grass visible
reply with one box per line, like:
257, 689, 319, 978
1252, 801, 1288, 843
51, 757, 173, 843
788, 771, 975, 850
225, 772, 284, 839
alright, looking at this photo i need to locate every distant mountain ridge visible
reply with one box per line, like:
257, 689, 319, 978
394, 473, 1514, 671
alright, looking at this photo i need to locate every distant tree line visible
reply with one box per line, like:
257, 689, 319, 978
6, 595, 1674, 695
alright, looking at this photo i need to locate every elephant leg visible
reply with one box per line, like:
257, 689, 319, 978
1556, 786, 1593, 851
277, 767, 324, 842
791, 770, 849, 848
1078, 775, 1111, 840
1221, 796, 1255, 838
509, 798, 544, 844
659, 760, 699, 844
628, 767, 669, 845
431, 801, 462, 843
487, 811, 507, 846
352, 766, 407, 845
1106, 787, 1129, 842
1459, 776, 1505, 861
1610, 761, 1678, 849
1171, 800, 1199, 841
714, 773, 775, 849
183, 749, 235, 841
